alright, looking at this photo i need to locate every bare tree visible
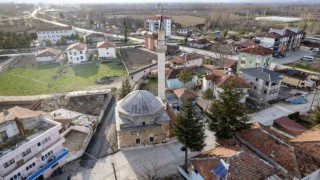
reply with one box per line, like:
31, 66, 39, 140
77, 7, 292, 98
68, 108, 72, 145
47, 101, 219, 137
136, 155, 166, 180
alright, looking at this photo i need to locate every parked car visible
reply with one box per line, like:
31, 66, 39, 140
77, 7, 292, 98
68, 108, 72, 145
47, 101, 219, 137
301, 56, 314, 61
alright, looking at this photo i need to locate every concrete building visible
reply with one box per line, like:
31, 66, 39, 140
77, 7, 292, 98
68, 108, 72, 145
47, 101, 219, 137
35, 48, 62, 62
66, 43, 88, 64
96, 40, 116, 59
0, 107, 68, 180
156, 15, 167, 100
237, 45, 273, 72
168, 53, 203, 69
239, 67, 283, 102
37, 26, 75, 45
188, 38, 211, 49
145, 15, 171, 38
256, 27, 306, 55
115, 90, 171, 149
177, 28, 192, 36
202, 70, 251, 103
144, 33, 158, 50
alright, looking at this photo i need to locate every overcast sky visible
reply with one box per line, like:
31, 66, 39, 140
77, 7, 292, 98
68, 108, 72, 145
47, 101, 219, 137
1, 0, 317, 4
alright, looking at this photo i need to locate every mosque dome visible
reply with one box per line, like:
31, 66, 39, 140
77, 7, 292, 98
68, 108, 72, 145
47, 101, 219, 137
120, 90, 163, 116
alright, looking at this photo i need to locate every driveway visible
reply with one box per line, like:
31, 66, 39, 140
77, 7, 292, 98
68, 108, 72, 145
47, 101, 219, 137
272, 47, 315, 64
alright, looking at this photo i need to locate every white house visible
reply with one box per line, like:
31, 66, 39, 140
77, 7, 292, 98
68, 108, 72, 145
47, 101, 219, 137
96, 40, 116, 59
37, 26, 75, 45
146, 15, 171, 38
35, 48, 61, 62
165, 68, 198, 90
202, 70, 251, 103
168, 53, 203, 69
66, 43, 88, 64
0, 106, 68, 180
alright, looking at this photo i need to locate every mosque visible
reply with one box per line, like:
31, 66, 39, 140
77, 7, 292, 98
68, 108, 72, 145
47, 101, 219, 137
115, 15, 172, 149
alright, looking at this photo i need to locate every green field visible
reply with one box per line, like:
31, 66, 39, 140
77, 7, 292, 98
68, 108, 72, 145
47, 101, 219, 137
0, 62, 127, 96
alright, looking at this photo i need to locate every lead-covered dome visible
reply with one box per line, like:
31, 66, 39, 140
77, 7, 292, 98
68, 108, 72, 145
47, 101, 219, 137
120, 90, 163, 116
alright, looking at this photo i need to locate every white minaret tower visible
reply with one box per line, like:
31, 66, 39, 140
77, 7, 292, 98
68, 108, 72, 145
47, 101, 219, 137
156, 14, 167, 100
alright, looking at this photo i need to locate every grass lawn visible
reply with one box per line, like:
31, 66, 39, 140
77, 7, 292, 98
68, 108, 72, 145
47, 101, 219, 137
0, 62, 127, 96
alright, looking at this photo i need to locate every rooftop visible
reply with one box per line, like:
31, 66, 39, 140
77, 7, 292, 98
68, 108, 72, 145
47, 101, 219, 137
174, 88, 198, 100
240, 67, 283, 82
234, 40, 256, 48
168, 53, 203, 64
0, 106, 47, 124
273, 117, 307, 135
223, 59, 237, 68
65, 89, 111, 99
66, 42, 87, 51
189, 38, 211, 45
35, 48, 61, 57
240, 45, 273, 56
205, 70, 251, 89
50, 109, 99, 127
97, 40, 116, 48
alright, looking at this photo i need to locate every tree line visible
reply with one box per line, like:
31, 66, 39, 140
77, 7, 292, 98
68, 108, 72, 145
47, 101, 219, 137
0, 31, 37, 49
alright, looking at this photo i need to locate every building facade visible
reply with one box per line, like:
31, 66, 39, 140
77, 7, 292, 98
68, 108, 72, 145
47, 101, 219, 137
96, 41, 116, 59
256, 27, 306, 55
37, 26, 75, 45
66, 43, 88, 64
0, 107, 68, 180
115, 90, 171, 149
237, 45, 273, 72
239, 67, 283, 102
35, 48, 61, 62
145, 15, 171, 38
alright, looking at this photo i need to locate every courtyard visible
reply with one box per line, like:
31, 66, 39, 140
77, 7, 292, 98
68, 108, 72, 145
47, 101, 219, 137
0, 62, 127, 96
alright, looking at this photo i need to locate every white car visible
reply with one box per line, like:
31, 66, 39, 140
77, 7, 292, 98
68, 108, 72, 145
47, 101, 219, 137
301, 56, 314, 61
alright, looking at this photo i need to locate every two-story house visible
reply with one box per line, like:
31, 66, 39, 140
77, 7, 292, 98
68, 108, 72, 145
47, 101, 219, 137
0, 106, 68, 180
97, 40, 116, 59
168, 53, 203, 69
66, 43, 88, 64
239, 67, 283, 102
145, 15, 171, 38
202, 70, 251, 103
237, 45, 273, 72
37, 26, 75, 45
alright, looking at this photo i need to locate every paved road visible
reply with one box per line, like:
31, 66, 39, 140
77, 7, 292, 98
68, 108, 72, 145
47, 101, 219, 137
272, 47, 315, 65
179, 46, 238, 60
80, 97, 116, 168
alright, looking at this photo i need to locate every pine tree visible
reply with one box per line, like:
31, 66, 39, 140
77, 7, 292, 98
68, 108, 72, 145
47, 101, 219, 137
174, 100, 206, 171
119, 78, 131, 99
177, 68, 193, 87
207, 81, 250, 139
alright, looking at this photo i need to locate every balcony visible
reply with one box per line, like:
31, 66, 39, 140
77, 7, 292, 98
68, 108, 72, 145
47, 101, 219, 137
26, 148, 68, 180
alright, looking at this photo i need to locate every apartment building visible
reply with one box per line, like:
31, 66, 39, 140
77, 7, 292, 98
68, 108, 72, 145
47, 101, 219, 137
37, 26, 75, 45
239, 67, 283, 102
66, 43, 88, 64
256, 27, 306, 55
237, 45, 273, 72
145, 15, 171, 38
0, 107, 68, 180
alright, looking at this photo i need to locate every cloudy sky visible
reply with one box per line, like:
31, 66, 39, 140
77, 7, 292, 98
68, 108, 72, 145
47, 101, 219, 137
1, 0, 316, 4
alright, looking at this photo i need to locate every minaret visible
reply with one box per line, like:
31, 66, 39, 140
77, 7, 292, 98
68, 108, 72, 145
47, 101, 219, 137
156, 14, 167, 100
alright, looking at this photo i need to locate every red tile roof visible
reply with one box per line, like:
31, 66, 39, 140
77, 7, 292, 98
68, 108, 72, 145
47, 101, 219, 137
168, 53, 203, 64
165, 68, 183, 79
36, 48, 61, 57
240, 45, 273, 56
174, 88, 198, 100
235, 40, 256, 48
0, 106, 47, 123
223, 59, 237, 68
274, 117, 307, 135
97, 40, 116, 48
66, 42, 87, 51
205, 70, 251, 89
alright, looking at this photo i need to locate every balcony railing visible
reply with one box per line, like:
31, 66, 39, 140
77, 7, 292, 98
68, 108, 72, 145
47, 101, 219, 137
26, 148, 68, 180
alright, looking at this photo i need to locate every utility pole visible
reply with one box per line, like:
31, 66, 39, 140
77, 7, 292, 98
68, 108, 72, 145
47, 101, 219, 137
112, 162, 117, 180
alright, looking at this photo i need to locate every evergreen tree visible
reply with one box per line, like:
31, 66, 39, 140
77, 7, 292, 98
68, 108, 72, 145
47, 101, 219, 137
177, 68, 193, 87
202, 89, 215, 100
174, 100, 206, 171
119, 78, 131, 99
310, 105, 320, 124
207, 81, 250, 139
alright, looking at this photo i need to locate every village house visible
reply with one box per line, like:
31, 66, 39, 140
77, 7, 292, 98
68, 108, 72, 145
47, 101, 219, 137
276, 69, 316, 89
66, 42, 88, 64
168, 53, 203, 69
145, 15, 171, 38
237, 45, 273, 72
37, 26, 75, 45
0, 107, 68, 180
144, 33, 158, 50
188, 38, 211, 48
35, 47, 62, 62
166, 88, 198, 111
115, 90, 172, 149
202, 70, 251, 103
255, 27, 306, 55
239, 67, 283, 102
96, 40, 116, 59
165, 68, 198, 90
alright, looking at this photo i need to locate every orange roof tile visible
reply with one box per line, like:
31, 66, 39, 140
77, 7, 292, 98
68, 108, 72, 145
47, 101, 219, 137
205, 70, 250, 89
66, 42, 87, 51
174, 88, 198, 100
240, 45, 273, 56
0, 106, 47, 124
274, 117, 307, 135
